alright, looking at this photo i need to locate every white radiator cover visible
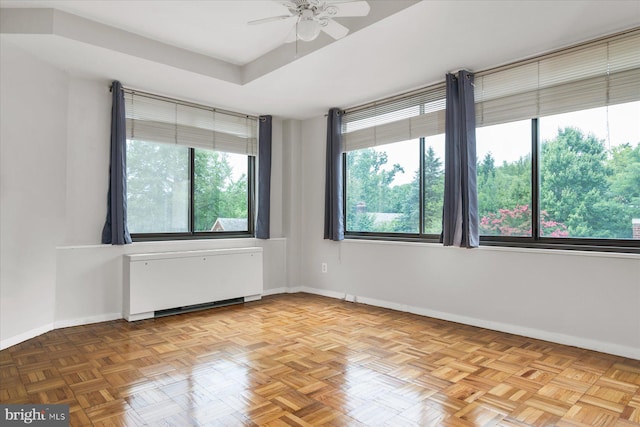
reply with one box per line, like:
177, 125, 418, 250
123, 247, 263, 321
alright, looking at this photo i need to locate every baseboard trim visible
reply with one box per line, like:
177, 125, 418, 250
263, 286, 305, 296
1, 323, 54, 351
301, 288, 640, 360
299, 287, 346, 300
5, 289, 637, 359
262, 287, 288, 296
54, 313, 122, 329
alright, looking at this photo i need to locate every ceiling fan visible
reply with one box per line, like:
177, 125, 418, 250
248, 0, 371, 42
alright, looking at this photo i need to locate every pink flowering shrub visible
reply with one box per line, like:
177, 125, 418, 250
480, 205, 569, 237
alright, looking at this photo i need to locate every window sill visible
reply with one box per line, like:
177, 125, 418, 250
130, 232, 254, 242
343, 235, 640, 259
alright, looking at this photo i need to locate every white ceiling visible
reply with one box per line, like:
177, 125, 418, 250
1, 0, 639, 120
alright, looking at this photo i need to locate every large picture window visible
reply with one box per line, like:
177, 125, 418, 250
125, 91, 256, 240
346, 140, 420, 233
342, 28, 640, 251
475, 101, 640, 243
539, 102, 640, 240
343, 85, 446, 239
474, 28, 640, 250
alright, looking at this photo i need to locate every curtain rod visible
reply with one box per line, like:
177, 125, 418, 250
108, 84, 259, 121
475, 25, 640, 78
344, 26, 639, 115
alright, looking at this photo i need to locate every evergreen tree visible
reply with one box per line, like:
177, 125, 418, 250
423, 146, 444, 234
604, 143, 640, 238
477, 152, 499, 214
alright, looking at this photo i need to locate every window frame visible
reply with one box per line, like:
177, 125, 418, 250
342, 28, 640, 253
480, 117, 639, 254
129, 148, 256, 242
123, 88, 258, 242
344, 116, 639, 253
343, 136, 442, 243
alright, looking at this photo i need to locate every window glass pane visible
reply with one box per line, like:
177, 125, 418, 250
193, 150, 248, 232
127, 140, 189, 233
476, 120, 532, 237
539, 101, 640, 239
346, 140, 419, 233
423, 135, 445, 234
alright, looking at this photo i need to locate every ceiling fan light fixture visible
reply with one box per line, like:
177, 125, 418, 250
249, 0, 370, 43
297, 17, 321, 41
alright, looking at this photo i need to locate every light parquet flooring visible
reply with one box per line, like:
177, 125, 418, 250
1, 293, 639, 426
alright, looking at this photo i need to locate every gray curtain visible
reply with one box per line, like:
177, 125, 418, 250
256, 115, 272, 239
324, 108, 344, 241
441, 70, 479, 248
101, 80, 132, 245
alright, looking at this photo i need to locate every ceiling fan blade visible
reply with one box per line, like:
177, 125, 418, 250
248, 15, 293, 25
321, 19, 350, 40
279, 1, 299, 14
332, 1, 370, 17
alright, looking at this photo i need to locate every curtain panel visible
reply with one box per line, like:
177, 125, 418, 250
324, 108, 345, 241
101, 80, 132, 245
442, 70, 479, 248
256, 115, 272, 239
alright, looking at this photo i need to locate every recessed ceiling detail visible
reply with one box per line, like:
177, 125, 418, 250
0, 2, 416, 85
1, 1, 638, 120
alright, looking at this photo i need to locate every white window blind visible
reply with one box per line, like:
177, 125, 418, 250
125, 91, 258, 156
342, 84, 446, 152
475, 28, 640, 127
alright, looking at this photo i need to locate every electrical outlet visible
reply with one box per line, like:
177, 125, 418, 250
321, 262, 328, 273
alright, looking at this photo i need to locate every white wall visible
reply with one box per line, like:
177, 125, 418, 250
64, 77, 112, 245
297, 115, 640, 359
281, 119, 304, 291
1, 40, 68, 345
0, 41, 288, 349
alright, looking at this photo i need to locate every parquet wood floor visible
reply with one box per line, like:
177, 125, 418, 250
1, 293, 639, 426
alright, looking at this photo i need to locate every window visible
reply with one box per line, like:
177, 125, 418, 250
476, 102, 640, 243
539, 102, 640, 239
476, 120, 532, 237
125, 91, 256, 239
342, 28, 640, 251
474, 28, 640, 250
346, 139, 420, 233
422, 135, 445, 234
343, 85, 446, 238
127, 141, 190, 233
193, 150, 249, 233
